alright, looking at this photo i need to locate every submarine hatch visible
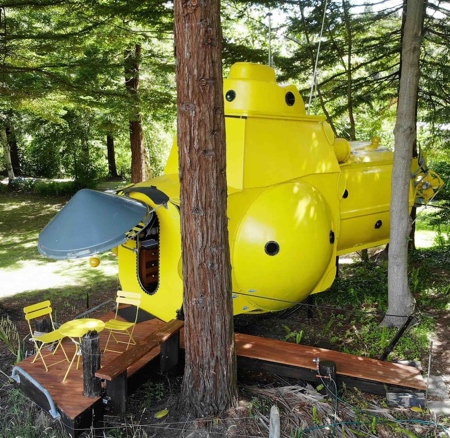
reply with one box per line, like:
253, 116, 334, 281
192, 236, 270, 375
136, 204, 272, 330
137, 213, 160, 294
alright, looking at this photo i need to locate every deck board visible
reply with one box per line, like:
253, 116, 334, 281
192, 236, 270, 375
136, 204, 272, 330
234, 333, 426, 391
16, 313, 166, 420
14, 311, 426, 436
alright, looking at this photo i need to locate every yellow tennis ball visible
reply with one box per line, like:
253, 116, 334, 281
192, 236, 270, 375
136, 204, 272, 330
89, 257, 100, 267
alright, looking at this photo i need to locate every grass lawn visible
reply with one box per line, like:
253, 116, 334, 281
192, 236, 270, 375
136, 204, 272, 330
0, 192, 119, 301
1, 189, 450, 437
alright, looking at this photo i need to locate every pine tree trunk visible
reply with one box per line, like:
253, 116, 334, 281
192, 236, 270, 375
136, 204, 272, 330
124, 44, 148, 183
342, 0, 356, 141
6, 125, 21, 176
382, 0, 423, 327
175, 0, 238, 417
1, 128, 15, 180
106, 134, 119, 179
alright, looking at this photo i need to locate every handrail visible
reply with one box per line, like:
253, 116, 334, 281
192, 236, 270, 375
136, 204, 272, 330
11, 366, 61, 419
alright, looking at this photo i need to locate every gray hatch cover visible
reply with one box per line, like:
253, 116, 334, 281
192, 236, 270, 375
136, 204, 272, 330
38, 189, 154, 259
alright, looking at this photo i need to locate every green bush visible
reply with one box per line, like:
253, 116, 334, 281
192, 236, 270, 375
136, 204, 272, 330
6, 177, 37, 192
5, 178, 97, 196
426, 161, 450, 230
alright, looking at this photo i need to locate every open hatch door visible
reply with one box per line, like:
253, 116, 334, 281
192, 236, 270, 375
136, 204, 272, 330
38, 189, 155, 259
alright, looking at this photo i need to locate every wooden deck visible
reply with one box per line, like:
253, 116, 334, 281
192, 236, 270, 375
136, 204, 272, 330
12, 311, 426, 437
13, 313, 167, 436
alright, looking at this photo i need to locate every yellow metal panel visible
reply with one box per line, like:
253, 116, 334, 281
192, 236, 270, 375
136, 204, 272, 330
225, 117, 245, 190
93, 63, 444, 319
242, 118, 340, 188
118, 192, 183, 322
229, 182, 335, 313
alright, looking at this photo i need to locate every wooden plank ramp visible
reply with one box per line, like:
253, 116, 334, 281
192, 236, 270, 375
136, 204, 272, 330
234, 333, 426, 392
13, 313, 426, 437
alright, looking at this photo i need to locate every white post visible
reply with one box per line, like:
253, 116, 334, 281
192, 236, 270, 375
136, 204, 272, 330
269, 405, 280, 438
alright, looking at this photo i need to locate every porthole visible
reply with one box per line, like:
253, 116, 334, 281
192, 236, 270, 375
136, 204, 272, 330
225, 90, 236, 102
329, 231, 335, 244
265, 241, 280, 256
374, 220, 382, 229
285, 92, 295, 106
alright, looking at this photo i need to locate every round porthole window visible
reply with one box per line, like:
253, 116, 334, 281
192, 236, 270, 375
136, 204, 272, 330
329, 231, 335, 244
374, 220, 383, 229
225, 90, 236, 102
265, 241, 280, 256
285, 92, 295, 106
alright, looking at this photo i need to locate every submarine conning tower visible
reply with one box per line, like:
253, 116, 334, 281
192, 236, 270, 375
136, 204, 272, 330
223, 62, 307, 117
204, 62, 345, 192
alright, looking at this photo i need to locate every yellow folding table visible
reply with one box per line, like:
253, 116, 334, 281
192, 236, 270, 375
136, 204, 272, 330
59, 318, 105, 383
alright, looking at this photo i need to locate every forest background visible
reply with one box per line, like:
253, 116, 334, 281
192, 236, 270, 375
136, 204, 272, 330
2, 0, 450, 436
1, 0, 450, 194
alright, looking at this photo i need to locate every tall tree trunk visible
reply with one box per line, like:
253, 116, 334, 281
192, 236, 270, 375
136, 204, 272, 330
1, 128, 15, 180
125, 44, 148, 183
6, 125, 21, 176
106, 134, 119, 179
342, 0, 356, 141
408, 0, 427, 252
175, 0, 238, 417
382, 0, 423, 327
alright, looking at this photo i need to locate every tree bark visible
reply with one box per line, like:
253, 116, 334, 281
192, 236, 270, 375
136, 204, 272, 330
175, 0, 238, 417
1, 128, 15, 180
342, 0, 356, 141
382, 0, 423, 327
6, 125, 21, 176
106, 133, 119, 179
125, 44, 148, 183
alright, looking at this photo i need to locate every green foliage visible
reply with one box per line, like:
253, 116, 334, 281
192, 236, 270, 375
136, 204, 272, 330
250, 395, 272, 416
421, 161, 450, 236
7, 177, 37, 192
0, 316, 26, 364
143, 380, 167, 407
0, 387, 68, 437
303, 255, 440, 361
34, 180, 97, 196
5, 177, 97, 196
284, 325, 304, 344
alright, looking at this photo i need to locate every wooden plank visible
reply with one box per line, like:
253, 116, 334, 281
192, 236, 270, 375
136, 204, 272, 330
14, 315, 167, 421
96, 319, 184, 381
14, 311, 425, 438
235, 333, 426, 391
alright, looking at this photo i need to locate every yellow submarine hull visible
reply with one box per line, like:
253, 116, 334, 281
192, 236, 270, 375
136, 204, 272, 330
115, 62, 442, 322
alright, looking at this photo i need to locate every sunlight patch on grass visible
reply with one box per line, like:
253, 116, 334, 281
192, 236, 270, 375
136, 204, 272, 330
0, 255, 118, 298
415, 230, 437, 248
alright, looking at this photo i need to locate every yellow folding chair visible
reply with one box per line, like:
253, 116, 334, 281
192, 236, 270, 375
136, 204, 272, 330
23, 300, 69, 371
104, 291, 142, 353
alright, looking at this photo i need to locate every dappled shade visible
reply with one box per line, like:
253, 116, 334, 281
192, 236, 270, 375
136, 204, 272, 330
38, 189, 152, 259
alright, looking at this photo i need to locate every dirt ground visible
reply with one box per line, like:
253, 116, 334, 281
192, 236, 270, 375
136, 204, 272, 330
1, 274, 449, 437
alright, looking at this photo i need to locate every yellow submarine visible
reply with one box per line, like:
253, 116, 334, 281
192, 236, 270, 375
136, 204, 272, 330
38, 62, 443, 322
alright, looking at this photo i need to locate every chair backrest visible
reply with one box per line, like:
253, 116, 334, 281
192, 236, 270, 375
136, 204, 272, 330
116, 291, 141, 307
23, 300, 55, 333
114, 291, 141, 322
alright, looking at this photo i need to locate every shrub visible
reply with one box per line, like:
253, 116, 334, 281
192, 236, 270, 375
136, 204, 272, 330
5, 178, 97, 196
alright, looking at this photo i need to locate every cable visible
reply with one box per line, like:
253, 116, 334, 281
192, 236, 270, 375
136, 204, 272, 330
308, 0, 329, 113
